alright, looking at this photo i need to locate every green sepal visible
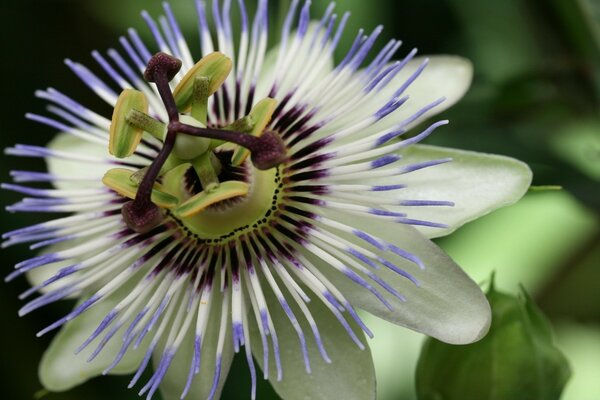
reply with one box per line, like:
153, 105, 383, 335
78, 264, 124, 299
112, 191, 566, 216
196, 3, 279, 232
232, 98, 277, 166
415, 280, 571, 400
173, 52, 232, 111
109, 89, 148, 158
174, 180, 249, 217
102, 168, 178, 209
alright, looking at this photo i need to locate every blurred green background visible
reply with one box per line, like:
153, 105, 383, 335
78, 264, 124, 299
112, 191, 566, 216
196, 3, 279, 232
1, 0, 599, 399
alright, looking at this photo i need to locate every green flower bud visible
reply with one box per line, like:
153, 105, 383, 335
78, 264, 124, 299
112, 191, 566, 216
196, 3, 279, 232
416, 280, 571, 400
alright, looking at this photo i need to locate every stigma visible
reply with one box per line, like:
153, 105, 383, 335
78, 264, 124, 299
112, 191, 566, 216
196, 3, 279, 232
102, 52, 287, 233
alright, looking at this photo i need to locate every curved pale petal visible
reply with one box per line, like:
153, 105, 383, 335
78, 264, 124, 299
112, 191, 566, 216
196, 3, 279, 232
380, 144, 533, 238
39, 293, 149, 391
249, 289, 376, 400
26, 237, 117, 298
26, 240, 88, 297
46, 133, 112, 190
316, 209, 491, 345
327, 56, 473, 145
157, 289, 235, 400
256, 22, 335, 100
378, 55, 473, 128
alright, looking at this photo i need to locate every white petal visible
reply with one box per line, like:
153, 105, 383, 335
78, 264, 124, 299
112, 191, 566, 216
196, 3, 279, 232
326, 56, 473, 145
383, 144, 532, 238
26, 236, 116, 298
157, 289, 234, 400
316, 209, 491, 345
377, 55, 473, 128
39, 293, 149, 391
256, 22, 335, 100
26, 262, 77, 297
46, 133, 112, 190
249, 289, 376, 400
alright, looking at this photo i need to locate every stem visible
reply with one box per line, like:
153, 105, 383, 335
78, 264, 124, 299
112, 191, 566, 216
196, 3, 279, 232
144, 52, 182, 122
126, 109, 167, 140
194, 152, 220, 191
121, 52, 287, 233
173, 122, 262, 152
192, 76, 210, 125
134, 130, 177, 209
154, 75, 180, 122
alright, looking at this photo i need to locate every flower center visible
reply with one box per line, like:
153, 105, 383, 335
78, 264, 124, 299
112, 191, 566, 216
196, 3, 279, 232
172, 164, 282, 241
102, 52, 287, 236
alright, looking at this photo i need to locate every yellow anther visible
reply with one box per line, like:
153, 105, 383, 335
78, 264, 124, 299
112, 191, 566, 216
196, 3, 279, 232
173, 52, 233, 111
232, 98, 278, 166
109, 89, 148, 158
102, 168, 178, 209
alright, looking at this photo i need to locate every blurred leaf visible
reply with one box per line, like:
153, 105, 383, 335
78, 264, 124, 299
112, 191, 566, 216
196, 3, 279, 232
447, 0, 541, 83
539, 240, 600, 320
577, 0, 600, 48
555, 322, 600, 400
550, 119, 600, 180
416, 283, 571, 400
547, 0, 600, 100
84, 1, 200, 38
436, 191, 599, 295
362, 314, 423, 400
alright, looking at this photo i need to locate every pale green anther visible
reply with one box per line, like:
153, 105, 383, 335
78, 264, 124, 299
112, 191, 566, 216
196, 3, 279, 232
102, 168, 178, 209
193, 152, 221, 190
226, 115, 254, 133
173, 52, 233, 112
174, 180, 250, 218
232, 98, 278, 166
129, 166, 149, 185
191, 76, 210, 125
173, 115, 211, 160
126, 109, 168, 141
208, 116, 255, 150
109, 89, 148, 158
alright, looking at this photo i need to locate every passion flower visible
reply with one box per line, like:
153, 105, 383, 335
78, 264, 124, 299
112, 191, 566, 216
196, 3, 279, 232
3, 1, 532, 399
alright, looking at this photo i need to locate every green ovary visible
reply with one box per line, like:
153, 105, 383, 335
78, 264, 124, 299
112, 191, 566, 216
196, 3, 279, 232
174, 166, 280, 240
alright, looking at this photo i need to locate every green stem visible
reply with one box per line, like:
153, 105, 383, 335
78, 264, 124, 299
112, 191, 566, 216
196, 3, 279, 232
193, 151, 221, 191
191, 76, 210, 125
126, 109, 167, 140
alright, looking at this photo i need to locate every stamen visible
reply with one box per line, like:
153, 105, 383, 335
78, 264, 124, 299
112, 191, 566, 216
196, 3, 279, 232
109, 89, 149, 158
122, 134, 175, 232
174, 123, 287, 170
116, 52, 286, 233
143, 52, 182, 121
126, 109, 167, 140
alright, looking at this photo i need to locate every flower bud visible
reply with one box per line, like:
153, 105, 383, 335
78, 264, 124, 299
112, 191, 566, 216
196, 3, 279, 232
416, 280, 571, 400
